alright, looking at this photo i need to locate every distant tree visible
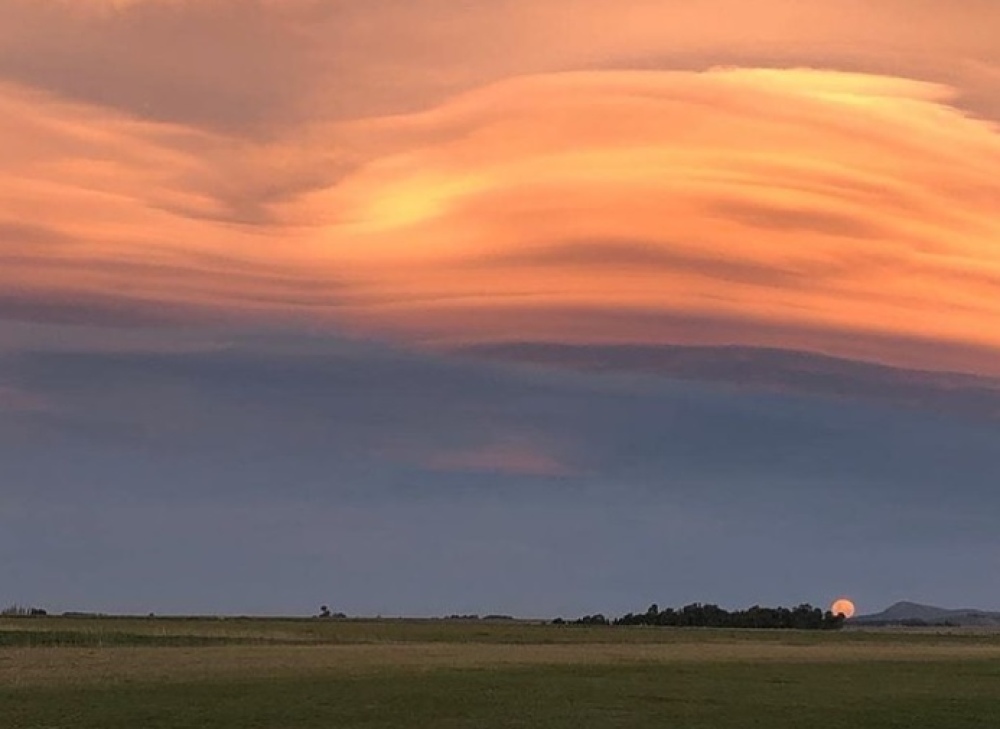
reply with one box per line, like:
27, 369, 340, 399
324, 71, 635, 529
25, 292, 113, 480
318, 605, 331, 619
612, 602, 845, 630
2, 604, 40, 617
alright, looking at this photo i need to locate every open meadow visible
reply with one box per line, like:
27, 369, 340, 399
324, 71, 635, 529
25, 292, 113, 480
3, 616, 1000, 728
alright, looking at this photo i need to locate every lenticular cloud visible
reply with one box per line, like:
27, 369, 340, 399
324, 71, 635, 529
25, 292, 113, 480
3, 68, 1000, 375
317, 69, 1000, 375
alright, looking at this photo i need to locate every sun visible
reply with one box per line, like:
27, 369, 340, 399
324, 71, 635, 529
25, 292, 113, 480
831, 598, 856, 618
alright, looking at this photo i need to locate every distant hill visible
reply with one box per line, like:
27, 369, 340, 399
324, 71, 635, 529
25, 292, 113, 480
851, 601, 1000, 627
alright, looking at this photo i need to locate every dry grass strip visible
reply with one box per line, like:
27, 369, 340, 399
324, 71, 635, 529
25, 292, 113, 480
4, 641, 1000, 688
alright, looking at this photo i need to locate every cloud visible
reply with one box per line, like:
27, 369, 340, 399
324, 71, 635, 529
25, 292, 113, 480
423, 441, 575, 478
314, 69, 1000, 375
0, 384, 50, 413
6, 339, 999, 500
4, 68, 998, 380
2, 3, 1000, 386
0, 80, 349, 332
0, 0, 323, 133
4, 333, 1000, 614
3, 0, 1000, 617
458, 343, 1000, 422
4, 0, 1000, 137
456, 239, 813, 289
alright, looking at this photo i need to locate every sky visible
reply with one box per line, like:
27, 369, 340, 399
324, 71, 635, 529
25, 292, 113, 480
2, 0, 999, 618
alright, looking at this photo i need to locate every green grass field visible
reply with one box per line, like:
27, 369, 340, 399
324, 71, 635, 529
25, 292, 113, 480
3, 617, 1000, 728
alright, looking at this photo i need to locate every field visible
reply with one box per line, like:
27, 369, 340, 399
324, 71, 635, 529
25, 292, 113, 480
3, 617, 1000, 728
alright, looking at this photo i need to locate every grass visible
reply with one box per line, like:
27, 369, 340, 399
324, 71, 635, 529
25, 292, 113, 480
5, 615, 1000, 646
4, 617, 1000, 727
4, 660, 1000, 728
0, 630, 264, 648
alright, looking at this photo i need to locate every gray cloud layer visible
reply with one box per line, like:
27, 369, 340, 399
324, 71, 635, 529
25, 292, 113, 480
459, 343, 1000, 422
3, 337, 998, 615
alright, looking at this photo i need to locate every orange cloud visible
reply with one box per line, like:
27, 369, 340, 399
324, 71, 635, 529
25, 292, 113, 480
5, 0, 999, 132
3, 66, 1000, 378
308, 69, 1000, 375
0, 81, 341, 328
424, 441, 575, 478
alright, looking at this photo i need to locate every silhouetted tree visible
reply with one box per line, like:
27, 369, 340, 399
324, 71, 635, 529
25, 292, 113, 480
613, 602, 844, 630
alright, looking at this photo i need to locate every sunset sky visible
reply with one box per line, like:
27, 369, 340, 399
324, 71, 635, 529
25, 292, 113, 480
2, 0, 999, 617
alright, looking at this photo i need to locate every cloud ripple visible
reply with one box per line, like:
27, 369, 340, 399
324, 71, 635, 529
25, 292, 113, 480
317, 69, 1000, 375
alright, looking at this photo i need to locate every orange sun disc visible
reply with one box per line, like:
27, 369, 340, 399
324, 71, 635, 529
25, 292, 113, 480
831, 598, 856, 618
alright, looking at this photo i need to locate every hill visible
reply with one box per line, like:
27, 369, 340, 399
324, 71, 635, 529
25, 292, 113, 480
851, 602, 1000, 627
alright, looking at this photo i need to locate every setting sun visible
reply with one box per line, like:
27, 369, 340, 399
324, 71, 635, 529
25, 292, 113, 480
831, 598, 857, 618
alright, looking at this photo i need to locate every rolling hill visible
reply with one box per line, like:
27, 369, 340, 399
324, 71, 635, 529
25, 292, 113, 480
851, 602, 1000, 627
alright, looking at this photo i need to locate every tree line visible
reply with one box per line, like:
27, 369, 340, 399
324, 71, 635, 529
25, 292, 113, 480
1, 604, 48, 617
558, 602, 845, 630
